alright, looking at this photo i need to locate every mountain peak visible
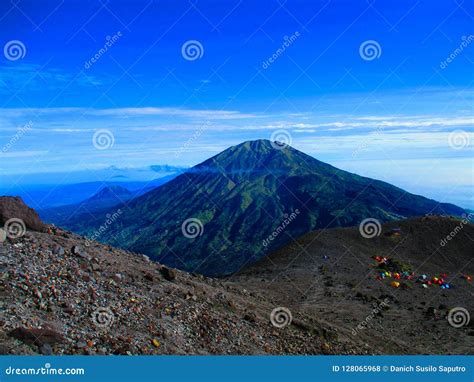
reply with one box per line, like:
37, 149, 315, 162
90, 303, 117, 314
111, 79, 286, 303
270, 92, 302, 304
90, 185, 132, 200
235, 139, 274, 150
194, 138, 317, 176
229, 139, 287, 154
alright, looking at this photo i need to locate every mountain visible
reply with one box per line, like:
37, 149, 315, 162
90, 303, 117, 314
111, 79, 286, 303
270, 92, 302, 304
57, 139, 466, 276
231, 216, 474, 354
78, 185, 133, 206
40, 185, 133, 226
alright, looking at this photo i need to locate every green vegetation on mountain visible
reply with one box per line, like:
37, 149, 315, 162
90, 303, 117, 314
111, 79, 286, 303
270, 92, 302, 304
60, 140, 466, 276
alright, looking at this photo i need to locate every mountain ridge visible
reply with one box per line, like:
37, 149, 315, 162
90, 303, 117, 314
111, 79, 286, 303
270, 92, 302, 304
54, 139, 466, 276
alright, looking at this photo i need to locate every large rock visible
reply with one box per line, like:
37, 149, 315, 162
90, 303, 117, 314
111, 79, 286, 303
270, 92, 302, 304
160, 266, 176, 281
0, 196, 47, 232
8, 327, 65, 346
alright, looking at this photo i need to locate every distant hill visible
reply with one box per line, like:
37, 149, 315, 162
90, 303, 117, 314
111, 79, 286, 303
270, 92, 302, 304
56, 139, 466, 276
2, 176, 178, 210
84, 185, 133, 205
40, 185, 133, 226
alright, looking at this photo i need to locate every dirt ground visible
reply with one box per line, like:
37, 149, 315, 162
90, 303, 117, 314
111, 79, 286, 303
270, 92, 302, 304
228, 217, 474, 354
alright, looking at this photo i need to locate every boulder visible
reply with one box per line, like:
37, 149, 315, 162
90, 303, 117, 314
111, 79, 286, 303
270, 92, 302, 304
8, 327, 65, 346
160, 266, 176, 282
0, 196, 47, 232
71, 245, 91, 260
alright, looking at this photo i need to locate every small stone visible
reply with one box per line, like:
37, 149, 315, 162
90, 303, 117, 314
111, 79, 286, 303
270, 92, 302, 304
78, 252, 91, 260
40, 343, 53, 355
72, 245, 91, 260
53, 245, 65, 255
62, 304, 74, 315
88, 286, 97, 300
80, 263, 89, 270
425, 307, 439, 319
151, 339, 160, 348
243, 312, 256, 323
321, 342, 331, 354
160, 266, 176, 282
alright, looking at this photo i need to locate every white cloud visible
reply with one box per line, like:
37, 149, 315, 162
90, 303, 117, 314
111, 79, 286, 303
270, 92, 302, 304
0, 107, 472, 136
0, 150, 49, 158
0, 106, 259, 121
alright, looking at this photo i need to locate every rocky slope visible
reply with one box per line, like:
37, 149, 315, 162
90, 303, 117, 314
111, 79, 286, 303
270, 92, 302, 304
1, 226, 363, 355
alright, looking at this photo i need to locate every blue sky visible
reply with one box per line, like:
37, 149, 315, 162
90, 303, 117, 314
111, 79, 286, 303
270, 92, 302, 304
0, 0, 473, 208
